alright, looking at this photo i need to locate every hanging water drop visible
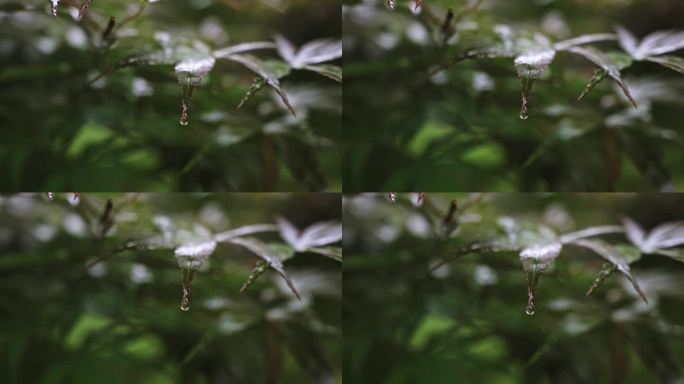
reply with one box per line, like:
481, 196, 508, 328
514, 50, 555, 120
179, 266, 195, 311
526, 271, 540, 316
174, 240, 217, 312
50, 0, 59, 16
519, 76, 534, 120
387, 0, 396, 9
174, 57, 216, 127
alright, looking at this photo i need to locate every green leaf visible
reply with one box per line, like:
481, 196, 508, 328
565, 47, 637, 108
228, 237, 300, 299
222, 54, 296, 116
571, 239, 648, 304
645, 55, 684, 75
303, 64, 342, 82
308, 246, 342, 262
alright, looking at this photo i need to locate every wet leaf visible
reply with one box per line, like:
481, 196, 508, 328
519, 242, 562, 273
559, 225, 625, 243
49, 0, 59, 16
213, 41, 276, 58
78, 0, 93, 20
571, 239, 648, 304
308, 246, 342, 262
644, 55, 684, 75
553, 33, 617, 51
228, 237, 300, 299
586, 262, 617, 297
214, 224, 278, 242
302, 64, 342, 82
274, 35, 342, 69
174, 240, 217, 270
223, 54, 296, 116
276, 217, 342, 252
623, 217, 684, 254
565, 46, 637, 108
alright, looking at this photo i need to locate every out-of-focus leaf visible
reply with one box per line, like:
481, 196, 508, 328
275, 135, 327, 191
214, 224, 278, 242
276, 217, 342, 252
571, 239, 648, 304
553, 33, 616, 51
275, 35, 342, 69
645, 55, 684, 75
623, 217, 684, 254
213, 41, 276, 58
559, 225, 625, 243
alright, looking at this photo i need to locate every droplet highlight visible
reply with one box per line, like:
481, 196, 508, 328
387, 0, 396, 9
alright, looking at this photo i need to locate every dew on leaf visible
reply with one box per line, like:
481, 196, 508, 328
514, 50, 555, 120
50, 0, 59, 16
174, 57, 216, 126
174, 240, 217, 312
526, 271, 541, 315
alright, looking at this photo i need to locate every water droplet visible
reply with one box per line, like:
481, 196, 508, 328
179, 267, 196, 312
387, 0, 396, 9
526, 271, 541, 316
519, 76, 535, 120
50, 0, 59, 16
178, 80, 195, 126
47, 192, 54, 200
388, 192, 397, 202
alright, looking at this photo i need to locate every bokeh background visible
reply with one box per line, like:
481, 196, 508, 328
343, 193, 684, 383
0, 193, 341, 383
0, 0, 341, 191
342, 0, 684, 191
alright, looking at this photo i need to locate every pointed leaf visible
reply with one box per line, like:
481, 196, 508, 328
274, 34, 298, 66
228, 237, 300, 300
559, 225, 625, 243
554, 33, 616, 51
214, 224, 278, 242
636, 30, 684, 59
308, 247, 342, 262
644, 55, 684, 75
616, 26, 639, 58
645, 221, 684, 251
222, 54, 296, 116
293, 39, 342, 68
303, 64, 342, 82
566, 46, 637, 108
298, 221, 342, 250
571, 239, 648, 304
276, 217, 301, 250
586, 262, 617, 297
213, 41, 276, 59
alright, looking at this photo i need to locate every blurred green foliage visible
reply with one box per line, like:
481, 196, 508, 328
342, 0, 684, 191
0, 193, 341, 383
343, 193, 684, 383
0, 0, 341, 191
